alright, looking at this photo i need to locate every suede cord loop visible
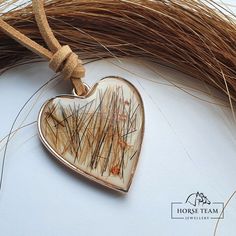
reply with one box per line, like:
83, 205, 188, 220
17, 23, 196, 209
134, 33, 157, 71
0, 0, 86, 95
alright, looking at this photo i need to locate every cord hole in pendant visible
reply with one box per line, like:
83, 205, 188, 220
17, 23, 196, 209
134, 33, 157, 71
72, 82, 90, 97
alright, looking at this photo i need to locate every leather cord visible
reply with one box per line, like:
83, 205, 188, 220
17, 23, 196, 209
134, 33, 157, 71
0, 0, 86, 95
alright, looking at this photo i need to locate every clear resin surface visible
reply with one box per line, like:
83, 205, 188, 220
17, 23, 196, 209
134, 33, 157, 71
38, 77, 144, 192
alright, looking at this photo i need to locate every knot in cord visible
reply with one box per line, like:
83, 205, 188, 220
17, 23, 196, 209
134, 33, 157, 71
0, 0, 87, 96
49, 45, 85, 80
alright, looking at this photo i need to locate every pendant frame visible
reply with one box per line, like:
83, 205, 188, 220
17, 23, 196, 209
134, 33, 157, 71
38, 76, 145, 193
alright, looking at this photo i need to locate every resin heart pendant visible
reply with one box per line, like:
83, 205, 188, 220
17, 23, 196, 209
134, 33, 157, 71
38, 76, 144, 192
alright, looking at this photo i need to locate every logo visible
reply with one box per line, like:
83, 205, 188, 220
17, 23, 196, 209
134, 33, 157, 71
186, 192, 211, 206
171, 192, 224, 220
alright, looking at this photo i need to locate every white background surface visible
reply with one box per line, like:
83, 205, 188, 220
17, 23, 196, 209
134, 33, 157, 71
0, 1, 236, 236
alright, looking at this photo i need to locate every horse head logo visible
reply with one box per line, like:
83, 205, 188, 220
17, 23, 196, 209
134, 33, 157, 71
185, 192, 211, 206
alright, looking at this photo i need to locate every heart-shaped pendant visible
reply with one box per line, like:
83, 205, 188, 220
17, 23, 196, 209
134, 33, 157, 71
38, 76, 144, 192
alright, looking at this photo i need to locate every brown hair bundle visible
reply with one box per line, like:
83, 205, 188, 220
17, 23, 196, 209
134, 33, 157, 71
0, 0, 235, 102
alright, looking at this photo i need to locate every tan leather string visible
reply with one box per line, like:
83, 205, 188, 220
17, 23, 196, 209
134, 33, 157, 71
0, 0, 86, 95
